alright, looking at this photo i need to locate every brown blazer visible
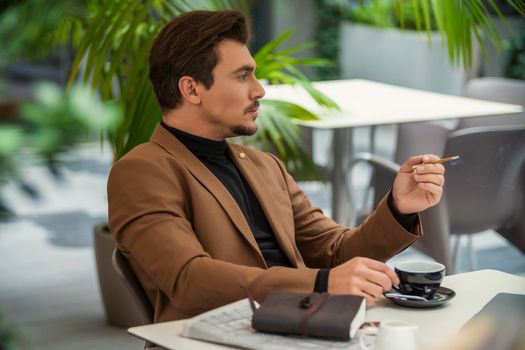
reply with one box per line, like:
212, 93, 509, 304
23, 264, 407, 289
108, 124, 422, 322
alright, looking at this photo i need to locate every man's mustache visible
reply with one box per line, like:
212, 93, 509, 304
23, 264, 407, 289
245, 100, 260, 113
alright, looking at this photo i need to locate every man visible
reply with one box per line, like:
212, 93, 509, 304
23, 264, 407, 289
108, 10, 445, 323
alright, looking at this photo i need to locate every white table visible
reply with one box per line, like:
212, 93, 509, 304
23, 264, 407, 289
128, 269, 525, 350
263, 79, 523, 224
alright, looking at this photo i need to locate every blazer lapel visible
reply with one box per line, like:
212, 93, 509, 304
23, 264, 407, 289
150, 124, 266, 266
229, 144, 299, 267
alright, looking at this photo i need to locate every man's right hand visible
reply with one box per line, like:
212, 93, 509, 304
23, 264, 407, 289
327, 257, 399, 304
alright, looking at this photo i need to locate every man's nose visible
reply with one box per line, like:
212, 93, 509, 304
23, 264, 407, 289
251, 79, 265, 100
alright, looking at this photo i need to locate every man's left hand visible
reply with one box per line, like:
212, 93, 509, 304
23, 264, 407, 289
392, 154, 445, 215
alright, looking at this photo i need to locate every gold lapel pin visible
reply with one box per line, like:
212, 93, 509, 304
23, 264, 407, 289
239, 152, 246, 159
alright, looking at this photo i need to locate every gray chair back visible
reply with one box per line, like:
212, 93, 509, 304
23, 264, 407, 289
444, 125, 525, 237
112, 249, 154, 325
459, 77, 525, 257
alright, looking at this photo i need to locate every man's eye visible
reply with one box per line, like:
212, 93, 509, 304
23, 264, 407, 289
239, 74, 248, 81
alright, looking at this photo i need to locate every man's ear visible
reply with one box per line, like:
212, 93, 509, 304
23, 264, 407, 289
179, 76, 201, 105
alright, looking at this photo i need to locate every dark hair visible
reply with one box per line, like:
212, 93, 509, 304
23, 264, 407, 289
149, 10, 250, 111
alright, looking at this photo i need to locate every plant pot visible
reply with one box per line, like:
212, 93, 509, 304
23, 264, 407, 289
339, 22, 480, 95
93, 223, 145, 327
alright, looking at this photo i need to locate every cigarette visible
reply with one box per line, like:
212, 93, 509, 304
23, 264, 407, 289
412, 155, 460, 169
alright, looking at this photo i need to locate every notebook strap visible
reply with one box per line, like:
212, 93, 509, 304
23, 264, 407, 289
299, 292, 329, 337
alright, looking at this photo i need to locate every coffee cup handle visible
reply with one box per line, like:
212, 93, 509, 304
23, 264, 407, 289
358, 326, 378, 350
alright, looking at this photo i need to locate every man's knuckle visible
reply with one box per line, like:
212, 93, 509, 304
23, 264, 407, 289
381, 276, 391, 288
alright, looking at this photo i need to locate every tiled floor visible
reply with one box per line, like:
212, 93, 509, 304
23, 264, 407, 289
0, 130, 523, 349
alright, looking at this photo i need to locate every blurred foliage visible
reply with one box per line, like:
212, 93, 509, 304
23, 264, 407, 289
315, 0, 525, 70
345, 0, 437, 30
314, 0, 344, 80
0, 82, 122, 218
393, 0, 438, 30
505, 31, 525, 80
21, 83, 121, 160
0, 310, 26, 350
0, 0, 103, 63
346, 0, 396, 27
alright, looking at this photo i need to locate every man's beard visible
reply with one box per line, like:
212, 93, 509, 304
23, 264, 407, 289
231, 100, 260, 136
231, 124, 257, 136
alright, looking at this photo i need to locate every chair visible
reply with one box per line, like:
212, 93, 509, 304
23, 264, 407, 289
459, 77, 525, 259
112, 249, 158, 349
445, 124, 525, 255
350, 125, 525, 272
112, 249, 154, 325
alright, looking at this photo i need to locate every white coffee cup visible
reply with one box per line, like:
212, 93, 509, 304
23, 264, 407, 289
359, 320, 419, 350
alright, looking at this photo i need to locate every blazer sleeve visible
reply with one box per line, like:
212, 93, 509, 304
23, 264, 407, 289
265, 153, 422, 268
108, 152, 319, 318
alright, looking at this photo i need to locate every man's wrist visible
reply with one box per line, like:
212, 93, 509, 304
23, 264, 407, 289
314, 269, 330, 293
387, 191, 417, 231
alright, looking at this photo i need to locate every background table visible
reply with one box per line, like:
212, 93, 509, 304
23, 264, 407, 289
128, 269, 525, 350
263, 80, 523, 224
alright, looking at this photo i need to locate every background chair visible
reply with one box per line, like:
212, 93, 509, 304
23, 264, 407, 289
112, 249, 154, 325
457, 77, 525, 265
350, 125, 525, 272
444, 125, 525, 267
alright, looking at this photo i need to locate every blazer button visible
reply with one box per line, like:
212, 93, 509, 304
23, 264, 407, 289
239, 152, 246, 159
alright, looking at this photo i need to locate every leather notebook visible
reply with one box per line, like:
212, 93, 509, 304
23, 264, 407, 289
250, 291, 366, 340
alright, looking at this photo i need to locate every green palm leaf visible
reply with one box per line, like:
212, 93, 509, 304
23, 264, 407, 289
406, 0, 524, 67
